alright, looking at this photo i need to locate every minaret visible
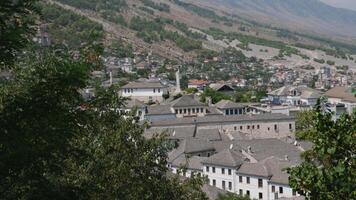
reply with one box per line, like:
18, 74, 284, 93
175, 69, 181, 94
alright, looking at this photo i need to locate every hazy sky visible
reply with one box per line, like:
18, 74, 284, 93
320, 0, 356, 11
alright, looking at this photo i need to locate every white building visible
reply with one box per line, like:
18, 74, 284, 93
325, 86, 356, 119
268, 85, 322, 107
120, 80, 168, 103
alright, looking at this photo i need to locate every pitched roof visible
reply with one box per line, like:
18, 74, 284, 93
214, 100, 245, 109
121, 81, 166, 89
170, 95, 206, 108
146, 105, 173, 115
202, 148, 245, 167
237, 156, 292, 184
188, 79, 209, 85
210, 83, 234, 91
268, 85, 322, 99
149, 113, 294, 127
236, 139, 303, 165
183, 138, 215, 154
195, 128, 222, 141
325, 86, 356, 103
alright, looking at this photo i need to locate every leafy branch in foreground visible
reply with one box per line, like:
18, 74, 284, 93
288, 99, 356, 200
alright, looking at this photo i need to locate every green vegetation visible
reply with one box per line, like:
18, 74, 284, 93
41, 3, 104, 49
217, 193, 251, 200
106, 39, 134, 58
172, 0, 231, 23
313, 58, 325, 64
0, 2, 209, 199
288, 100, 356, 199
129, 17, 202, 51
101, 10, 127, 26
139, 6, 155, 15
234, 88, 267, 103
56, 0, 127, 12
326, 60, 335, 66
201, 87, 231, 104
140, 0, 170, 13
0, 0, 38, 68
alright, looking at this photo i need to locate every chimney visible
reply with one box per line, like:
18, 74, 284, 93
175, 68, 181, 93
230, 144, 233, 149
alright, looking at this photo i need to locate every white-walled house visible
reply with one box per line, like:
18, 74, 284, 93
120, 81, 168, 103
268, 85, 322, 107
325, 86, 356, 119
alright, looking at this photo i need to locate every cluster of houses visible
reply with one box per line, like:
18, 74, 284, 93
114, 76, 355, 199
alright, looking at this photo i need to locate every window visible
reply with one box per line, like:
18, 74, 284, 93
230, 109, 233, 115
197, 108, 200, 113
225, 110, 229, 115
246, 190, 250, 197
268, 127, 270, 131
184, 109, 187, 114
175, 109, 178, 114
234, 126, 237, 131
247, 125, 250, 129
207, 153, 210, 157
239, 189, 243, 196
228, 182, 232, 190
289, 123, 293, 130
235, 109, 238, 115
179, 109, 182, 114
206, 166, 209, 172
279, 187, 283, 194
153, 88, 156, 93
252, 125, 255, 129
221, 168, 225, 174
222, 181, 226, 190
212, 167, 216, 173
188, 108, 191, 114
213, 179, 216, 186
240, 126, 243, 130
272, 185, 275, 193
246, 177, 250, 184
228, 169, 232, 175
258, 179, 263, 188
201, 108, 204, 113
259, 193, 263, 199
158, 88, 161, 93
293, 189, 297, 196
192, 108, 196, 113
239, 176, 243, 183
274, 124, 278, 130
257, 125, 260, 129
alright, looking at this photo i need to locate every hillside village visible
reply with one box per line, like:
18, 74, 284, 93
13, 0, 356, 200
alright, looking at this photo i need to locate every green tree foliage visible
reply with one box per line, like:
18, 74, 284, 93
288, 100, 356, 200
56, 0, 127, 12
295, 110, 317, 140
0, 0, 39, 68
41, 3, 104, 49
201, 87, 231, 104
141, 0, 170, 12
107, 40, 134, 58
217, 193, 251, 200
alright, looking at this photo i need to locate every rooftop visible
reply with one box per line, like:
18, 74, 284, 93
121, 81, 166, 89
202, 148, 245, 168
170, 95, 206, 108
325, 86, 356, 103
214, 100, 246, 109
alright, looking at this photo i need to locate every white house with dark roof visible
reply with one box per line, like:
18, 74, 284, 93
120, 80, 168, 103
171, 95, 208, 118
268, 85, 322, 106
325, 86, 356, 118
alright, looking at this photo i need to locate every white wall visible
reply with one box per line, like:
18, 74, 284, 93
235, 174, 269, 200
204, 165, 236, 192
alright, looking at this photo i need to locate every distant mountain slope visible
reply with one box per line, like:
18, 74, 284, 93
320, 0, 356, 11
194, 0, 356, 38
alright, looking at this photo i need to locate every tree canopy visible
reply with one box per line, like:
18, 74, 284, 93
288, 100, 356, 200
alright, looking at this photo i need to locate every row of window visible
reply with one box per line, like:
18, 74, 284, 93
238, 176, 263, 188
175, 108, 206, 115
206, 166, 232, 175
225, 108, 244, 115
123, 88, 161, 93
233, 124, 293, 131
210, 179, 233, 190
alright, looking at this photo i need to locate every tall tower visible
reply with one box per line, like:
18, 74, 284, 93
175, 68, 181, 94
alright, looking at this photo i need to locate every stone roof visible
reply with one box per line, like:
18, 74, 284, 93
170, 154, 205, 170
210, 83, 234, 91
121, 81, 166, 89
183, 138, 215, 154
325, 86, 356, 103
149, 113, 294, 127
236, 139, 303, 165
195, 128, 222, 141
146, 105, 173, 115
214, 100, 245, 109
170, 95, 206, 108
202, 148, 245, 167
268, 85, 322, 99
237, 156, 292, 185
